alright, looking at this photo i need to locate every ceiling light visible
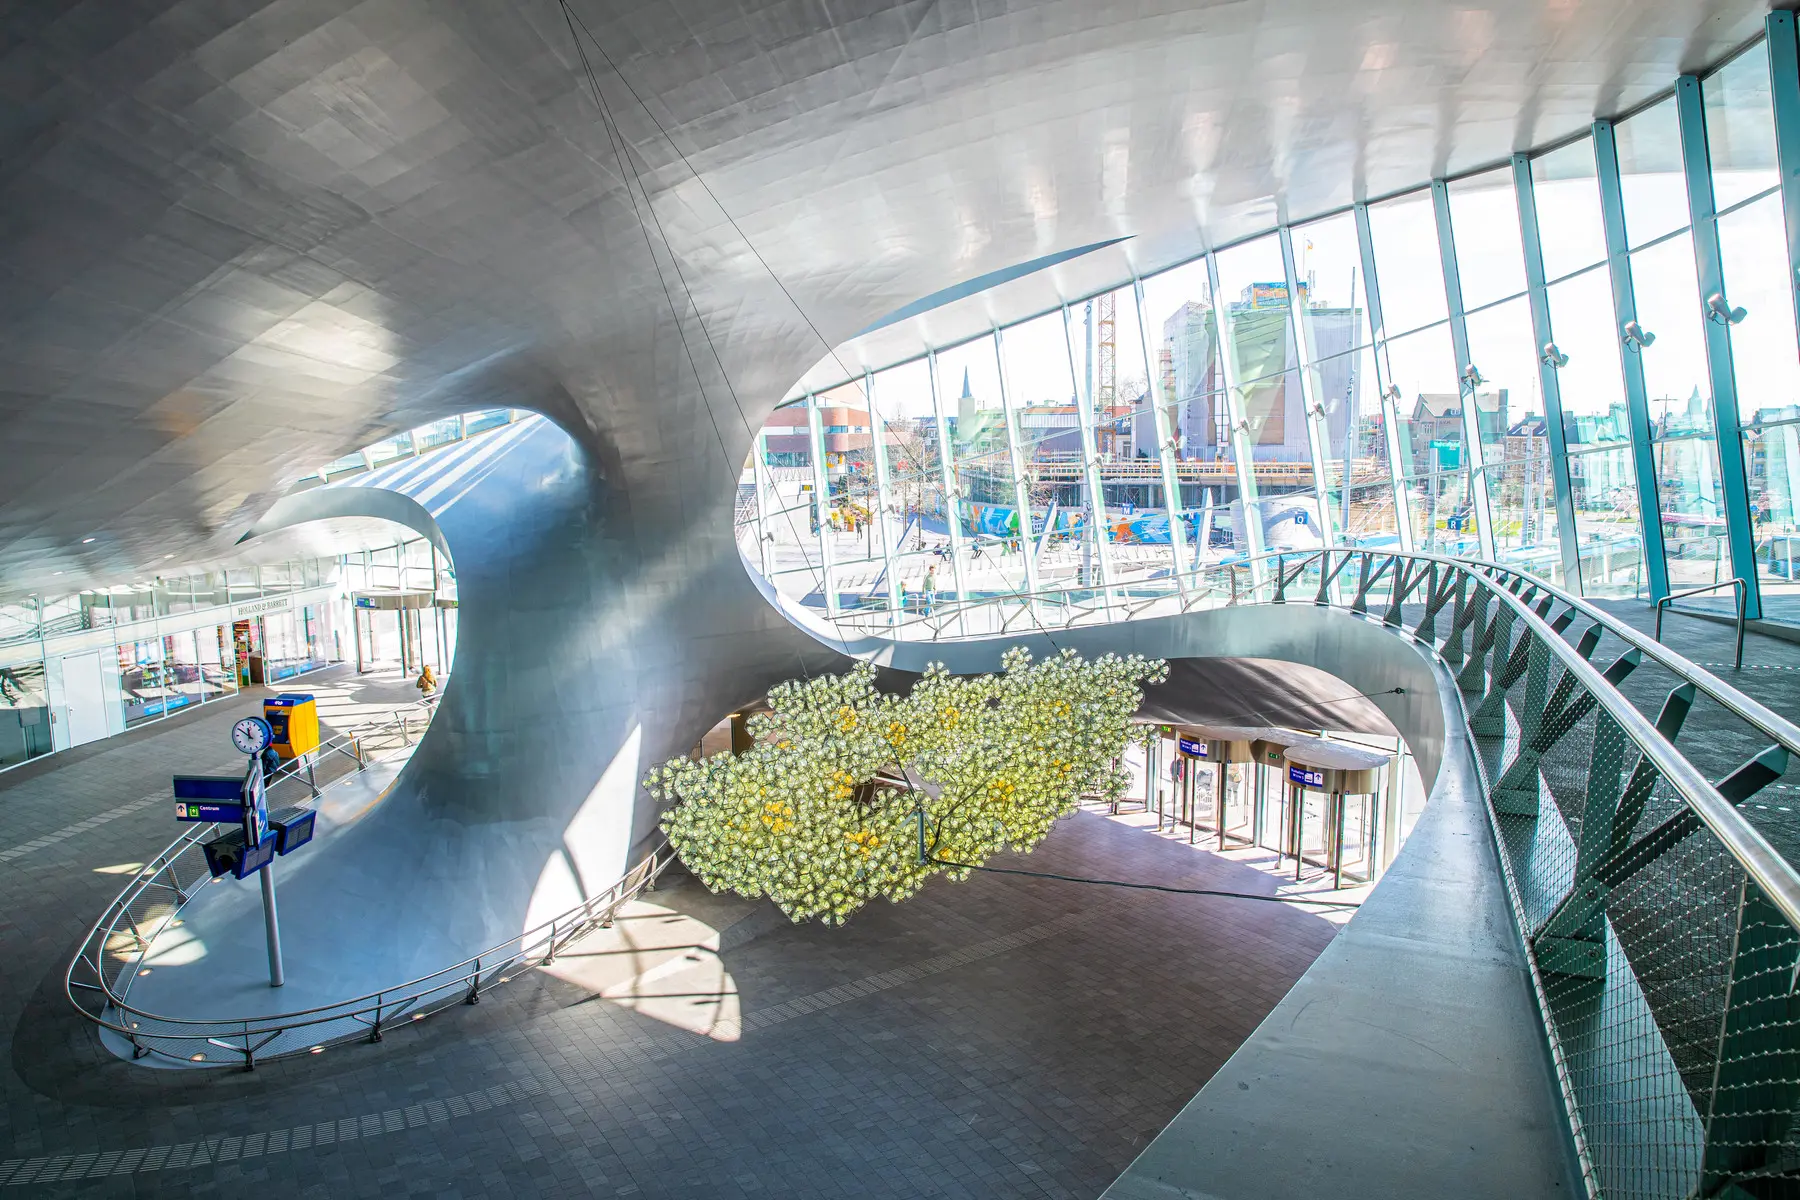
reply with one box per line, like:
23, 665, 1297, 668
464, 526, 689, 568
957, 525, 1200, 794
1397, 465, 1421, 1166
81, 537, 94, 544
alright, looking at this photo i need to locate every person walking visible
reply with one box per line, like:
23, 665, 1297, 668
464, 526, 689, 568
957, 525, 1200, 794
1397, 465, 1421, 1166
923, 567, 937, 615
416, 664, 438, 697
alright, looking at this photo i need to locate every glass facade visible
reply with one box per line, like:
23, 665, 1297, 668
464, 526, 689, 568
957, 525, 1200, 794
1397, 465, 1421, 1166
734, 27, 1800, 627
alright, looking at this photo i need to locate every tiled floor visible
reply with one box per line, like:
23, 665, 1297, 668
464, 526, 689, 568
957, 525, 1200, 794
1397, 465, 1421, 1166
0, 677, 1340, 1199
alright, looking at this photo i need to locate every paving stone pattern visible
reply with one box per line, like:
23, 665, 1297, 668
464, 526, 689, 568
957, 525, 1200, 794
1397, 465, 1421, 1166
0, 673, 1337, 1199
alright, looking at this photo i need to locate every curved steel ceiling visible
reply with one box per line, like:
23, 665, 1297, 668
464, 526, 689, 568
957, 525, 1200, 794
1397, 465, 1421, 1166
0, 0, 1772, 596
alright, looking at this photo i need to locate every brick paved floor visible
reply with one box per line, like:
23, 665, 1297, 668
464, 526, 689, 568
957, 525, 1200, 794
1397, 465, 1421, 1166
0, 675, 1341, 1199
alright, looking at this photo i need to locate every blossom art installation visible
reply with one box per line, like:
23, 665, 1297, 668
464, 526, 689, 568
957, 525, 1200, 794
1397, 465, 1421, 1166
647, 647, 1168, 924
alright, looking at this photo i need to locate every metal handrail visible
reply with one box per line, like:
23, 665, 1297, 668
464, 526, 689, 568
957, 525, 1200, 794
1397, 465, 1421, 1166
1653, 576, 1746, 670
791, 544, 1800, 931
1468, 562, 1800, 932
1472, 561, 1800, 763
65, 692, 674, 1069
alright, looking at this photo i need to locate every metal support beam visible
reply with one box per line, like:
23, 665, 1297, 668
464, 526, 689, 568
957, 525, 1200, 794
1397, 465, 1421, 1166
1513, 153, 1588, 591
1594, 118, 1674, 603
926, 349, 970, 618
1770, 12, 1800, 376
804, 390, 838, 618
1676, 74, 1763, 619
1280, 227, 1341, 553
751, 428, 777, 581
1353, 203, 1416, 552
1131, 278, 1194, 594
1432, 179, 1498, 562
1206, 251, 1269, 578
993, 328, 1045, 611
1062, 302, 1118, 602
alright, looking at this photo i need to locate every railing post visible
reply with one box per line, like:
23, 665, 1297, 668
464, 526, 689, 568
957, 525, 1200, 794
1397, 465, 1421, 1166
465, 958, 481, 1005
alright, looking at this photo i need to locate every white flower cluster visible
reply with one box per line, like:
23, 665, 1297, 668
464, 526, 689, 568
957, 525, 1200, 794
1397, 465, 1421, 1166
646, 648, 1168, 924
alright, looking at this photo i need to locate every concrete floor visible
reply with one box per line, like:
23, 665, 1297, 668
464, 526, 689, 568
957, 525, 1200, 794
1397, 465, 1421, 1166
0, 675, 1337, 1198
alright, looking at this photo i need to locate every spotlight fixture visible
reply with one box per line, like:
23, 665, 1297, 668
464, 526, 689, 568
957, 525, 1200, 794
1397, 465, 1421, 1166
1384, 384, 1402, 403
1541, 342, 1569, 368
1622, 321, 1656, 350
1707, 293, 1747, 325
1461, 364, 1486, 388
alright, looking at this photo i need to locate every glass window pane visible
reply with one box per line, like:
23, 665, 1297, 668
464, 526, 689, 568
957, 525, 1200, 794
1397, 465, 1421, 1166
1485, 453, 1564, 584
1532, 138, 1609, 279
1568, 444, 1649, 597
818, 378, 883, 603
1387, 325, 1476, 554
0, 598, 40, 648
1294, 214, 1390, 547
163, 631, 202, 717
1449, 168, 1528, 308
1367, 189, 1450, 335
198, 623, 234, 698
1143, 259, 1241, 565
1749, 420, 1800, 601
1215, 238, 1313, 555
1462, 296, 1542, 468
1655, 433, 1730, 590
1549, 267, 1632, 446
1705, 42, 1779, 212
118, 638, 167, 728
1616, 96, 1691, 248
1632, 232, 1713, 433
1720, 193, 1800, 425
936, 335, 1028, 598
870, 359, 956, 611
999, 309, 1088, 592
0, 656, 51, 769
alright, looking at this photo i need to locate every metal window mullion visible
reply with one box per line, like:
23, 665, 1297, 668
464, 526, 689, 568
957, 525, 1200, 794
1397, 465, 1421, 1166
1130, 279, 1194, 595
805, 391, 838, 618
1677, 74, 1764, 620
926, 350, 970, 617
1513, 153, 1587, 591
1205, 251, 1269, 580
1279, 227, 1342, 553
1769, 12, 1800, 369
1353, 203, 1416, 552
1594, 118, 1674, 602
1062, 302, 1118, 603
993, 329, 1044, 611
865, 371, 903, 615
1432, 179, 1497, 562
752, 429, 777, 580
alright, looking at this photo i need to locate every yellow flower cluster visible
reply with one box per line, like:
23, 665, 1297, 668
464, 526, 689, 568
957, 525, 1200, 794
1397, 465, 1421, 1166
647, 648, 1166, 924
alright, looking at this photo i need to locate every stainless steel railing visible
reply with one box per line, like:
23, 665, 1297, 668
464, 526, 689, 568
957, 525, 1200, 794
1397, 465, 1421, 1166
795, 543, 1800, 1196
65, 694, 675, 1069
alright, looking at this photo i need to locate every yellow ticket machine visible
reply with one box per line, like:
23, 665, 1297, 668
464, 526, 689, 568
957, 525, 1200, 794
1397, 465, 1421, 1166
264, 693, 319, 760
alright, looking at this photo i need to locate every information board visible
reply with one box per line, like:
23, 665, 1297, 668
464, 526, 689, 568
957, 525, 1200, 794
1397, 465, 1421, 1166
1178, 736, 1207, 758
1289, 764, 1326, 788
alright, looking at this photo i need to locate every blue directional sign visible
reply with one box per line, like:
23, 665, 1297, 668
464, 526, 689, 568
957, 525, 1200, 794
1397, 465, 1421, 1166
175, 801, 246, 824
174, 775, 245, 800
1178, 736, 1207, 758
1289, 764, 1326, 788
